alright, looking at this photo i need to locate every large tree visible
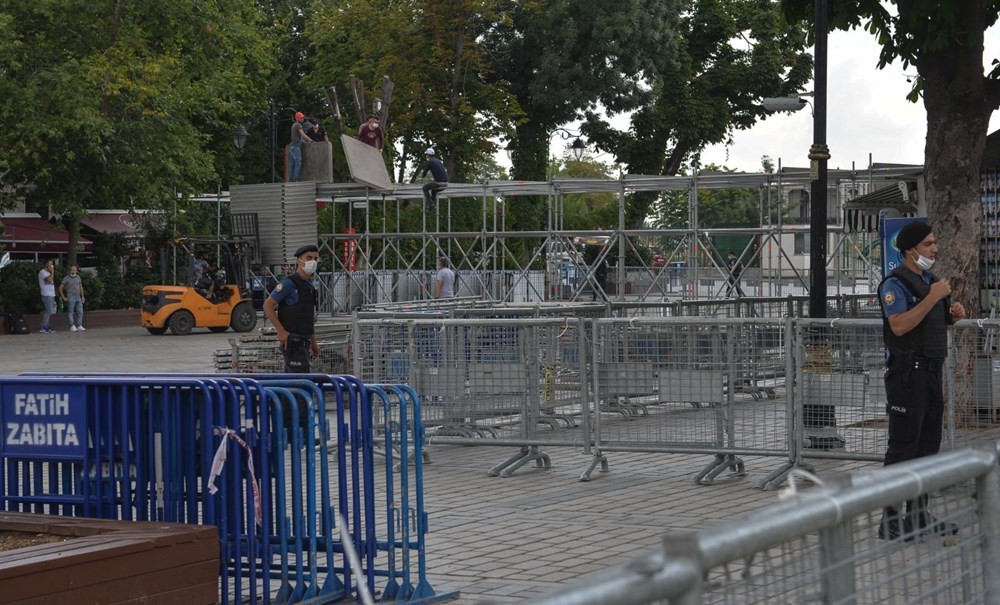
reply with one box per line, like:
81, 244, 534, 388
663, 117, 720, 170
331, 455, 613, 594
483, 0, 678, 229
307, 0, 519, 184
584, 0, 812, 229
0, 1, 274, 265
782, 0, 999, 317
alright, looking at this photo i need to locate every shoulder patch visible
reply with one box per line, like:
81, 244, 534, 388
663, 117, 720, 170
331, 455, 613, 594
274, 283, 283, 292
883, 292, 895, 305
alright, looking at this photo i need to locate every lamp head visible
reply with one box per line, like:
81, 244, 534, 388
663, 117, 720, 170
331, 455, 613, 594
232, 123, 248, 150
761, 96, 807, 112
571, 137, 586, 161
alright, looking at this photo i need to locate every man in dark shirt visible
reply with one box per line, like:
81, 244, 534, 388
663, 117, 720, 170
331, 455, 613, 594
419, 148, 448, 211
308, 118, 329, 143
357, 113, 384, 151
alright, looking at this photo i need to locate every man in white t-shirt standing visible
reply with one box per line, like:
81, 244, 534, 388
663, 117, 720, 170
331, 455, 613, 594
38, 258, 57, 333
435, 257, 455, 299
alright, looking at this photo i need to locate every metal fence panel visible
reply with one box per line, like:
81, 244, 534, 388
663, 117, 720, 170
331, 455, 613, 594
355, 317, 589, 476
592, 318, 790, 483
529, 447, 1000, 605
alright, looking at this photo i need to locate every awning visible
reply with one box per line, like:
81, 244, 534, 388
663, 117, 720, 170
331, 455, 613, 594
843, 181, 918, 233
80, 212, 141, 235
0, 217, 93, 254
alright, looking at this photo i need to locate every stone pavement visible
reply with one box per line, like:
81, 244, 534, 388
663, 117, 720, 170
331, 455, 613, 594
0, 326, 880, 604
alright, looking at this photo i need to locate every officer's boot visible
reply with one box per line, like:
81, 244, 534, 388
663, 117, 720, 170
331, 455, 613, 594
878, 506, 914, 541
909, 495, 959, 537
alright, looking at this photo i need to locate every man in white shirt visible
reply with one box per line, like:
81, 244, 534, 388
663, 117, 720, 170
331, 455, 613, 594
38, 258, 57, 333
435, 257, 455, 299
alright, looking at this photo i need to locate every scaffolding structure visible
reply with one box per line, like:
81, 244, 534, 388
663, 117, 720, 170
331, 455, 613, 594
231, 162, 924, 314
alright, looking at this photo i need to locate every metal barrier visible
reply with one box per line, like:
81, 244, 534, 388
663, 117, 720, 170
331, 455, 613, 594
350, 314, 1000, 492
590, 317, 790, 483
610, 293, 881, 320
0, 373, 447, 604
528, 445, 1000, 605
355, 317, 592, 477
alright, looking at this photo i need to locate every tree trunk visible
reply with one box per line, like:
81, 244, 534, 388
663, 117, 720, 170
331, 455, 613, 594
67, 216, 81, 268
920, 59, 992, 320
916, 1, 997, 426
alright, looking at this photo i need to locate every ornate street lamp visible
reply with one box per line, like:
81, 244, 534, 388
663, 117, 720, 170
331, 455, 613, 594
232, 123, 248, 150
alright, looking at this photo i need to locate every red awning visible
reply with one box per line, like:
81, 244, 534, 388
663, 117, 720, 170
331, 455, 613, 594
80, 212, 140, 235
0, 217, 92, 254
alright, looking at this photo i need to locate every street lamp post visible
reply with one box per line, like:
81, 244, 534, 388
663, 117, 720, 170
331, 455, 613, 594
233, 98, 291, 183
809, 0, 829, 320
760, 0, 839, 448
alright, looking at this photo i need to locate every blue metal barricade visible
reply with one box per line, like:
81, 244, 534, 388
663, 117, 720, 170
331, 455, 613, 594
369, 383, 456, 603
4, 371, 443, 604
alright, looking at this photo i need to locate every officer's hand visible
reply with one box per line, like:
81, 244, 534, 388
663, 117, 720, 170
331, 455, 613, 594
276, 330, 289, 349
930, 279, 951, 301
310, 342, 321, 359
951, 302, 967, 320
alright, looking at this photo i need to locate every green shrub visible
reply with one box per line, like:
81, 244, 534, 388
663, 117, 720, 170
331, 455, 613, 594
0, 262, 44, 315
80, 271, 105, 308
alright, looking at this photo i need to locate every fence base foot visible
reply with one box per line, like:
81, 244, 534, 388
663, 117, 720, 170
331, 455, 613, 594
693, 454, 746, 485
488, 446, 551, 478
758, 460, 814, 491
580, 450, 609, 481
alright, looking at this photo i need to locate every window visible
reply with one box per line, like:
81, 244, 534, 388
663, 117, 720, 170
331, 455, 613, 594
794, 233, 810, 255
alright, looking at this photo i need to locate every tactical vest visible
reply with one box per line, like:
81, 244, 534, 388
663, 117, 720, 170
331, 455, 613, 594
277, 273, 316, 336
877, 267, 949, 359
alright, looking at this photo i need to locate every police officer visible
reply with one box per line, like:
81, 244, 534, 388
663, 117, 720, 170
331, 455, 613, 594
877, 221, 965, 540
264, 244, 321, 373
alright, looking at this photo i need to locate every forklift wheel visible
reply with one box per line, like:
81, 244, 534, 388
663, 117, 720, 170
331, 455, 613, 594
231, 301, 258, 333
168, 310, 195, 335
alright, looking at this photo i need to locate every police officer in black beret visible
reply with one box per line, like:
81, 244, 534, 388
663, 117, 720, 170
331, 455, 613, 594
876, 221, 966, 540
264, 244, 321, 373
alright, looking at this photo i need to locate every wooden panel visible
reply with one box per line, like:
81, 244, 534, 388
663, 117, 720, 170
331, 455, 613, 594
0, 513, 218, 605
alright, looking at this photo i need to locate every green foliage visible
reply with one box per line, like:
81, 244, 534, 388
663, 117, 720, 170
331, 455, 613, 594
308, 0, 520, 185
584, 0, 812, 228
650, 165, 763, 229
492, 0, 677, 180
555, 155, 619, 230
0, 262, 44, 315
79, 271, 104, 309
0, 1, 276, 261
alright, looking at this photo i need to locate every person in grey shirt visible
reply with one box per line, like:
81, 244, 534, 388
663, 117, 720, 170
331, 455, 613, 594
59, 264, 86, 331
435, 257, 455, 298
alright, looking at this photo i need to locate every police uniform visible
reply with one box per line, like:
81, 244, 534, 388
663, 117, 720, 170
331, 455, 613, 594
876, 221, 959, 540
878, 266, 952, 466
269, 245, 318, 373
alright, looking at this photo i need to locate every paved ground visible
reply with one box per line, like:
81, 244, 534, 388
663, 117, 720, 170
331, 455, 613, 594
0, 325, 880, 604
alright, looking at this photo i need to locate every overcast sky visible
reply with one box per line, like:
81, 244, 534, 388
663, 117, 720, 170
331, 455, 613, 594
698, 27, 1000, 173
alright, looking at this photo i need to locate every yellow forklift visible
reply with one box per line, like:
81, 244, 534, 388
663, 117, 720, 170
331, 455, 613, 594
140, 238, 258, 335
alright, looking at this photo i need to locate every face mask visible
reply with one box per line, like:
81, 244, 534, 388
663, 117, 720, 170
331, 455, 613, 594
912, 251, 934, 271
70, 273, 77, 277
372, 122, 379, 129
303, 260, 318, 275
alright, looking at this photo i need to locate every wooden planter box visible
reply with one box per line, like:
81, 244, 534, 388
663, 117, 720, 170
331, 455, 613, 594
0, 512, 218, 605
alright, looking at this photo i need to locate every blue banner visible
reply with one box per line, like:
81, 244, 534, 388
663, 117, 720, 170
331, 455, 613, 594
2, 385, 86, 459
881, 216, 928, 277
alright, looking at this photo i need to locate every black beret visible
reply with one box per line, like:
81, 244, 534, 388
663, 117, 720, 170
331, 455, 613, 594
293, 244, 318, 258
895, 221, 933, 251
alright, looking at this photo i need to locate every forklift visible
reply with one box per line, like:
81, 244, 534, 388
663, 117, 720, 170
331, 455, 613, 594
140, 238, 258, 335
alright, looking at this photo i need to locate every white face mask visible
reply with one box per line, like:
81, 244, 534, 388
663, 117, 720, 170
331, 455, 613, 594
303, 260, 318, 275
912, 251, 934, 271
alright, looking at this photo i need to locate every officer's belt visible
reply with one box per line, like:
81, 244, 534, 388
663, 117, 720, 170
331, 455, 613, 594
910, 358, 943, 372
